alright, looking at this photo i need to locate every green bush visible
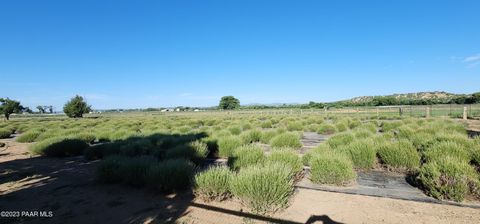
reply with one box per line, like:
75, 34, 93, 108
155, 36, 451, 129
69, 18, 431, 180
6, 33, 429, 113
267, 148, 303, 176
176, 125, 191, 134
275, 127, 287, 135
382, 121, 403, 132
16, 130, 41, 143
230, 163, 294, 214
228, 126, 242, 135
34, 130, 62, 142
165, 145, 199, 163
108, 130, 138, 141
217, 136, 242, 157
96, 155, 128, 183
194, 166, 233, 201
423, 141, 470, 163
119, 139, 155, 157
189, 140, 209, 160
242, 123, 252, 130
434, 132, 471, 148
335, 122, 348, 132
317, 124, 336, 135
377, 140, 420, 171
84, 143, 119, 160
121, 156, 158, 187
346, 119, 360, 129
270, 132, 302, 149
404, 132, 435, 152
0, 128, 11, 138
302, 144, 333, 166
260, 130, 277, 144
260, 121, 273, 128
240, 129, 262, 144
71, 132, 96, 144
326, 132, 355, 149
352, 129, 373, 139
146, 159, 194, 192
201, 137, 218, 156
287, 122, 303, 131
357, 123, 377, 134
228, 145, 265, 170
472, 137, 480, 165
336, 139, 376, 169
30, 137, 89, 157
395, 126, 416, 140
305, 124, 320, 132
310, 153, 356, 185
417, 158, 479, 202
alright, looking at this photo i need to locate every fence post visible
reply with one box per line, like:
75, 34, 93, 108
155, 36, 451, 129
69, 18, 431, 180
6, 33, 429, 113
425, 107, 430, 118
399, 107, 403, 117
463, 106, 468, 120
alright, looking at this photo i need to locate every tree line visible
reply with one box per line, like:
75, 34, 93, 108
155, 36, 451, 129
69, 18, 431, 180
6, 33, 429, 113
2, 93, 479, 120
1, 95, 91, 120
240, 93, 480, 109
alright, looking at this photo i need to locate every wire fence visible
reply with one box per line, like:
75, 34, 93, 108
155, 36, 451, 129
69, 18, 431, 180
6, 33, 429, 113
8, 104, 480, 120
225, 104, 480, 119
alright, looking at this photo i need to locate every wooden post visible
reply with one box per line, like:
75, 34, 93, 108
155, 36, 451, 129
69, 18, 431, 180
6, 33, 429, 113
399, 107, 403, 116
425, 107, 430, 118
463, 106, 468, 120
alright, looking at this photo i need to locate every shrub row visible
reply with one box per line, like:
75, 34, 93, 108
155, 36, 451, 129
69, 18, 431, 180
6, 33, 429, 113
30, 137, 88, 157
96, 156, 194, 192
0, 128, 12, 138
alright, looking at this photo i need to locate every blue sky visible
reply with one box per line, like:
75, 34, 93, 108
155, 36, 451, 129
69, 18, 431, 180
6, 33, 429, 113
1, 0, 479, 110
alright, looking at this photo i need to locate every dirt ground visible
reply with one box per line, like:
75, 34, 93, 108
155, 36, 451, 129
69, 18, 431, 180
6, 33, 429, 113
1, 137, 480, 224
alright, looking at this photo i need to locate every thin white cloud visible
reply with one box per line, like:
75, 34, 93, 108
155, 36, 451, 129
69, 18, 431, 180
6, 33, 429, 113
463, 54, 480, 67
464, 54, 480, 62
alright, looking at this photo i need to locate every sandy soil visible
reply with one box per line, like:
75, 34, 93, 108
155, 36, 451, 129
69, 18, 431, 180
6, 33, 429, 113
181, 189, 480, 224
1, 137, 479, 224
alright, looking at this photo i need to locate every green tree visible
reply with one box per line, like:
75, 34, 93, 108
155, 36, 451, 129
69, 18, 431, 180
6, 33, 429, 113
36, 105, 46, 113
0, 98, 24, 120
372, 96, 399, 106
63, 95, 91, 118
219, 96, 240, 110
470, 92, 480, 104
24, 107, 33, 113
308, 101, 325, 109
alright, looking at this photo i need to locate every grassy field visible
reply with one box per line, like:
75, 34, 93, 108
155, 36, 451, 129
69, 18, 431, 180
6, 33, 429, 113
1, 111, 480, 214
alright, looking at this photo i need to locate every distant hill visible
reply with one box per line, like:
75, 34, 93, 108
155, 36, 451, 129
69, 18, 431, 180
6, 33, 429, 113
335, 91, 477, 106
348, 91, 460, 104
239, 91, 479, 109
